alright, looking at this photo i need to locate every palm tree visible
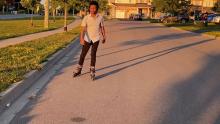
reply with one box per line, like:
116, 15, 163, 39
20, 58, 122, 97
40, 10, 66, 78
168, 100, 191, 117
50, 0, 59, 22
44, 0, 49, 28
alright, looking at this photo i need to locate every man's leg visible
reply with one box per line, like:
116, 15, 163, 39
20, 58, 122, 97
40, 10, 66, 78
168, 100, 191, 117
73, 42, 91, 77
78, 42, 91, 66
90, 41, 99, 80
90, 41, 100, 67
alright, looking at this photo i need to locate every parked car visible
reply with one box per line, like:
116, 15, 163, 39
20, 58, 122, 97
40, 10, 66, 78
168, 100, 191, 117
129, 13, 143, 21
213, 14, 220, 24
161, 14, 190, 24
161, 16, 178, 23
207, 14, 216, 23
177, 14, 190, 23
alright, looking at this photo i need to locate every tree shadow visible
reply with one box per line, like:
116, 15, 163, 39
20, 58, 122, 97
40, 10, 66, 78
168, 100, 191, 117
77, 32, 202, 63
121, 25, 166, 30
156, 54, 220, 124
95, 39, 213, 80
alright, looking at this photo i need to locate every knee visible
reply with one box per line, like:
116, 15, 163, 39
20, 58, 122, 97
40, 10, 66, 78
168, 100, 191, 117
91, 52, 97, 57
80, 53, 86, 59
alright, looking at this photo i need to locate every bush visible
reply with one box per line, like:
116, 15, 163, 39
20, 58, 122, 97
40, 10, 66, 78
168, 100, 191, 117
194, 20, 208, 27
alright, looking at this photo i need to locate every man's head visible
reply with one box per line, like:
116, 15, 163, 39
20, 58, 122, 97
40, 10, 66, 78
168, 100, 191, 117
89, 1, 99, 14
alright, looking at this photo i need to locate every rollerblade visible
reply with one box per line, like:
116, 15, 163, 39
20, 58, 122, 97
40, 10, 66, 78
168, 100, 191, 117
90, 67, 96, 81
73, 66, 82, 77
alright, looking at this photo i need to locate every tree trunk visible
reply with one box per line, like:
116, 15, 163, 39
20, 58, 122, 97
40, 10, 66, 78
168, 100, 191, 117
72, 5, 74, 16
53, 9, 56, 22
44, 0, 49, 29
64, 2, 68, 31
31, 9, 34, 26
2, 6, 5, 14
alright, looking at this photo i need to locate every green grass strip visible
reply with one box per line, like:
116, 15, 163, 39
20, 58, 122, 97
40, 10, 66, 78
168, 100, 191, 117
0, 16, 75, 40
0, 26, 80, 92
165, 23, 220, 37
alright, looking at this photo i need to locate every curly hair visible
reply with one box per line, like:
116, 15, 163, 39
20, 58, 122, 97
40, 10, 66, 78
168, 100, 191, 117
89, 1, 99, 13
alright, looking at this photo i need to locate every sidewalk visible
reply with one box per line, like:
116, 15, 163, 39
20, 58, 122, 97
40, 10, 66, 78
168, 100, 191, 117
0, 14, 40, 20
0, 18, 81, 49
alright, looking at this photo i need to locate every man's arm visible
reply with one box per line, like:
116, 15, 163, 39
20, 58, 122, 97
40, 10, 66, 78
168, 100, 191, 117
101, 26, 106, 40
80, 26, 86, 45
100, 24, 106, 44
100, 16, 106, 43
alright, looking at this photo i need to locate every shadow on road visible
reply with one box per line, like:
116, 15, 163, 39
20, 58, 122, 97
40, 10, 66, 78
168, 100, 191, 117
121, 25, 166, 30
89, 32, 202, 61
95, 39, 213, 80
156, 53, 220, 124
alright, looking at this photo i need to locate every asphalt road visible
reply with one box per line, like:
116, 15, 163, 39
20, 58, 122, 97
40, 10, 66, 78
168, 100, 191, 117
10, 20, 220, 124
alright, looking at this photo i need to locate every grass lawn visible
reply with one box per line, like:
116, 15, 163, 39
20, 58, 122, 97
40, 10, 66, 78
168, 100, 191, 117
165, 23, 220, 37
0, 16, 75, 40
0, 26, 80, 92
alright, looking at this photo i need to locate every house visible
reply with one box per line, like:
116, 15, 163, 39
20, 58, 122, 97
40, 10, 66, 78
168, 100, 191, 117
108, 0, 153, 19
191, 0, 218, 13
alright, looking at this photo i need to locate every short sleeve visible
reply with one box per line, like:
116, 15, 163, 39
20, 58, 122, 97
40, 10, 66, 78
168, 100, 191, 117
81, 16, 87, 27
100, 16, 104, 27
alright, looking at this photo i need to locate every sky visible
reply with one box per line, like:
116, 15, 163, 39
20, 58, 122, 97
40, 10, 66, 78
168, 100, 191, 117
41, 0, 45, 4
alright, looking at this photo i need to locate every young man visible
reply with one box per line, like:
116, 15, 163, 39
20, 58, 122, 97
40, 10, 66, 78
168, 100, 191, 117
73, 1, 106, 80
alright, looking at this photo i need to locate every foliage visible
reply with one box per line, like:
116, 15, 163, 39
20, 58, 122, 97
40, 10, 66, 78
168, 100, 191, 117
20, 0, 41, 13
212, 1, 220, 13
153, 0, 191, 15
165, 23, 220, 37
0, 0, 4, 7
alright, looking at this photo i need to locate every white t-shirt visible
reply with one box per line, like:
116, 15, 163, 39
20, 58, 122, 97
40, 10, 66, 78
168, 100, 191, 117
81, 14, 104, 43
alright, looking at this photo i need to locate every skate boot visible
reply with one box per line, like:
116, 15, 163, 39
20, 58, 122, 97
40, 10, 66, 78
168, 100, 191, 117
73, 66, 82, 77
90, 67, 96, 81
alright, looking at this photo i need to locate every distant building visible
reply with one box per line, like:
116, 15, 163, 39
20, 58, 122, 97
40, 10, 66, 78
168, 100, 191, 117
191, 0, 218, 13
108, 0, 153, 19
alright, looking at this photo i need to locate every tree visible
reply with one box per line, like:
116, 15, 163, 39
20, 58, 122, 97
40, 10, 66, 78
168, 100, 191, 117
20, 0, 41, 26
44, 0, 49, 28
152, 0, 167, 13
64, 0, 68, 31
68, 0, 81, 16
212, 1, 220, 13
50, 0, 60, 22
0, 0, 4, 14
179, 0, 191, 13
153, 0, 191, 15
97, 0, 109, 12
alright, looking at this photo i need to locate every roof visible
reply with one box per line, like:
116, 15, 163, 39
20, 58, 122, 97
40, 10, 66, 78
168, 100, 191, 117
111, 3, 152, 8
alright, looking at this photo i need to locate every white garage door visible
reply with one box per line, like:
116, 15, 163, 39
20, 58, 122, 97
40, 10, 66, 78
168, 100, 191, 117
116, 10, 125, 18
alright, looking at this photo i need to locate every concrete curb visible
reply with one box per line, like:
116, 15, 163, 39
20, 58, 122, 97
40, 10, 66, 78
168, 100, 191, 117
0, 36, 80, 114
157, 23, 219, 40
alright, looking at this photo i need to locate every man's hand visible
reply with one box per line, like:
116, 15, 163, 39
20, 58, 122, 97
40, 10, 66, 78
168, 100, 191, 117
80, 38, 85, 45
102, 37, 106, 44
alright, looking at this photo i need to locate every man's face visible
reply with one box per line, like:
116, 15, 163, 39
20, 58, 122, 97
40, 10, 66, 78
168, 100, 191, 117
90, 5, 97, 14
